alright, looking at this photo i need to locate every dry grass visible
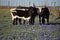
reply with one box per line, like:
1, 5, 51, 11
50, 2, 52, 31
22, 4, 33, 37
0, 8, 10, 14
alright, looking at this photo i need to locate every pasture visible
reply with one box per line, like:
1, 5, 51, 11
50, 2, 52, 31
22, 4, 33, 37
0, 7, 60, 40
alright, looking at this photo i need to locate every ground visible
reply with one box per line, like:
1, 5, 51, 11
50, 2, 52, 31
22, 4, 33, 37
0, 8, 60, 40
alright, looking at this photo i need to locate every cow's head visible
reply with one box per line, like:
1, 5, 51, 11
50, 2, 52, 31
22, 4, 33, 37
28, 6, 39, 16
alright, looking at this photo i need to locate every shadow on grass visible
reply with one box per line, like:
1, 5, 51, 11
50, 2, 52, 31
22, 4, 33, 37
38, 22, 60, 25
47, 23, 60, 25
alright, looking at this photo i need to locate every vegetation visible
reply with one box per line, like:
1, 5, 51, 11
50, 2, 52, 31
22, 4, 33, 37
0, 7, 60, 40
0, 8, 10, 14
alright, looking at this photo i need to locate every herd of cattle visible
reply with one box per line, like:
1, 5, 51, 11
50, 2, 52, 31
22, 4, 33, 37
10, 6, 50, 25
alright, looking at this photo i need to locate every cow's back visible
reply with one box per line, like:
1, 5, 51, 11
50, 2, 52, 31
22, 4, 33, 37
16, 10, 30, 18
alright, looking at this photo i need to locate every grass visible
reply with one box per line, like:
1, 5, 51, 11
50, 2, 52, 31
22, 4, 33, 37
0, 8, 10, 14
0, 8, 60, 40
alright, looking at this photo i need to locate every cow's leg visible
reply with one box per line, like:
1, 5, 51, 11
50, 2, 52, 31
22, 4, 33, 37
29, 19, 31, 25
32, 18, 35, 25
13, 18, 18, 25
39, 15, 41, 24
19, 19, 21, 24
47, 17, 49, 24
15, 18, 18, 25
13, 19, 16, 25
23, 20, 25, 24
30, 17, 35, 25
29, 18, 33, 25
42, 17, 45, 24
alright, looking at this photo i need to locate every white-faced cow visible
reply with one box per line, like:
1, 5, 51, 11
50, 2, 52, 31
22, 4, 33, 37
10, 6, 39, 25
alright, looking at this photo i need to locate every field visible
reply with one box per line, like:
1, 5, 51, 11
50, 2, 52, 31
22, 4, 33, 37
0, 7, 60, 40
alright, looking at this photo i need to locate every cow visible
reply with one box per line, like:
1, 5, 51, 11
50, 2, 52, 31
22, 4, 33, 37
38, 6, 50, 24
29, 7, 39, 25
10, 6, 39, 25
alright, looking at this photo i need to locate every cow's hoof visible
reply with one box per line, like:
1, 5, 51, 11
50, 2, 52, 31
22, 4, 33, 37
13, 23, 18, 25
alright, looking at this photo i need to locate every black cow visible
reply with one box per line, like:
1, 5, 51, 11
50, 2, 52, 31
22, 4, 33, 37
10, 6, 39, 25
39, 7, 50, 24
29, 7, 39, 25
